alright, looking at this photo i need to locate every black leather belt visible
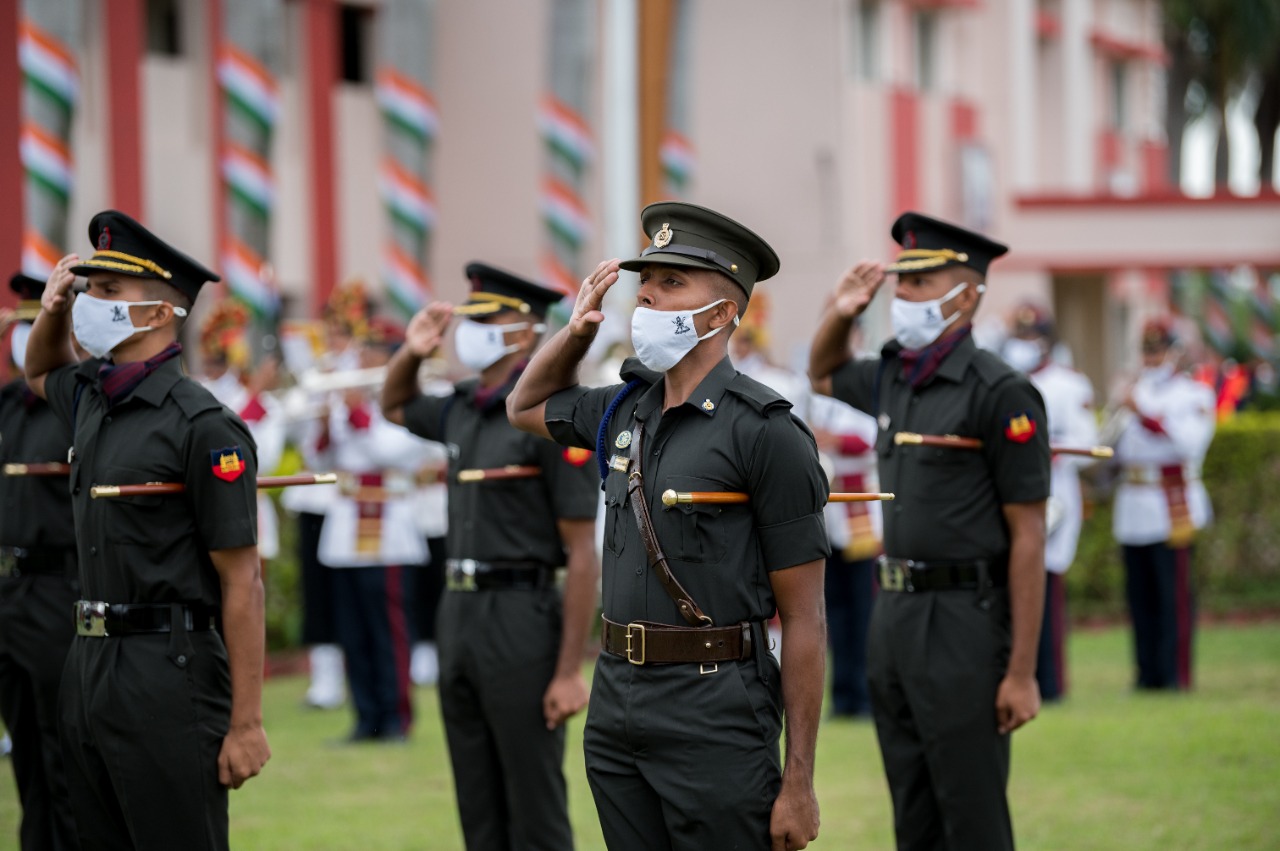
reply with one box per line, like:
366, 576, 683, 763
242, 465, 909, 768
878, 556, 1008, 593
601, 616, 755, 669
74, 601, 219, 637
0, 546, 76, 578
444, 558, 557, 592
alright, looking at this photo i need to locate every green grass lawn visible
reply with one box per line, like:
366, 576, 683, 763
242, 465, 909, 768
3, 622, 1278, 849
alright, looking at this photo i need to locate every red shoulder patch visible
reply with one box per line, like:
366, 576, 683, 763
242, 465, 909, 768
1003, 411, 1037, 444
211, 446, 246, 481
562, 447, 592, 467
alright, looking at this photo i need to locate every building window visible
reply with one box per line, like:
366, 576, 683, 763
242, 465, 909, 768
914, 11, 937, 92
1110, 61, 1127, 130
853, 0, 880, 82
339, 4, 373, 85
146, 0, 182, 57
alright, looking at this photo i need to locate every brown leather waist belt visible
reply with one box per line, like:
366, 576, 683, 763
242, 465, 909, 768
878, 556, 1008, 593
74, 601, 219, 638
601, 616, 754, 666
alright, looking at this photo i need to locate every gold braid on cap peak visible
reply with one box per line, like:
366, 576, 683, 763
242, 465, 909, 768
887, 248, 970, 272
454, 292, 531, 315
81, 250, 173, 280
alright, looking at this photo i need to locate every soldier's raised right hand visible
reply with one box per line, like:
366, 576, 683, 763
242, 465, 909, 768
568, 259, 621, 338
405, 301, 453, 358
42, 253, 80, 315
831, 260, 886, 319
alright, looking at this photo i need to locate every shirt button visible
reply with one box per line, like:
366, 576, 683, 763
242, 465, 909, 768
73, 487, 80, 495
635, 568, 643, 575
89, 546, 97, 555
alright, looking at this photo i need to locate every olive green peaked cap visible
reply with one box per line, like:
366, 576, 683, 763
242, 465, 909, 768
619, 201, 781, 297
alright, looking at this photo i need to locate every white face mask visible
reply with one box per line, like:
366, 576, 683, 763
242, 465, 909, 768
890, 282, 976, 351
453, 318, 541, 372
71, 294, 186, 359
9, 322, 31, 372
1002, 338, 1045, 373
630, 299, 737, 373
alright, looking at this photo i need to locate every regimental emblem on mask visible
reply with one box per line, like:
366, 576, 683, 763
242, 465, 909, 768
111, 305, 128, 322
653, 223, 673, 249
672, 315, 691, 335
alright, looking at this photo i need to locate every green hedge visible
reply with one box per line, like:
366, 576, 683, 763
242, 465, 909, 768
1069, 411, 1280, 617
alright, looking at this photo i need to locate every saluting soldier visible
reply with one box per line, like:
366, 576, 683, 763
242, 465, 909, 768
24, 211, 270, 851
1110, 317, 1215, 690
1001, 304, 1099, 701
507, 203, 829, 851
0, 273, 81, 851
382, 264, 600, 851
810, 212, 1050, 851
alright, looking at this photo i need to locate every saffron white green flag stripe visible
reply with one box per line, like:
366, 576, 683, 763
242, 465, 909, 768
538, 97, 593, 170
222, 145, 274, 217
218, 47, 279, 131
660, 131, 695, 188
383, 245, 430, 318
378, 160, 437, 234
21, 126, 73, 199
376, 71, 439, 143
19, 23, 78, 113
540, 178, 592, 249
222, 240, 280, 318
22, 231, 61, 280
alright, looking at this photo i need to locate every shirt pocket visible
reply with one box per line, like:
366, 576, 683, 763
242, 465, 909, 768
603, 469, 630, 555
96, 465, 178, 544
663, 475, 729, 565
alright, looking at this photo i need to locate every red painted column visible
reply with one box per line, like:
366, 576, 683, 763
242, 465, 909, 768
304, 0, 338, 316
890, 87, 920, 223
104, 0, 144, 217
0, 1, 22, 289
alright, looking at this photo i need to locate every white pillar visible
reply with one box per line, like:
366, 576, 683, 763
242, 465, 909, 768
1062, 0, 1093, 191
1009, 0, 1037, 191
600, 0, 639, 346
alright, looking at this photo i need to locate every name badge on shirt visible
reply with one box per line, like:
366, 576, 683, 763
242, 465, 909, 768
609, 455, 631, 474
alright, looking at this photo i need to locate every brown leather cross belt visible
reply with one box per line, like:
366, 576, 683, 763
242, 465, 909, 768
601, 616, 754, 666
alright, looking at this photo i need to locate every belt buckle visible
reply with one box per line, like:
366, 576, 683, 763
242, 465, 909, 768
76, 601, 109, 637
624, 622, 646, 665
880, 559, 904, 592
446, 559, 479, 592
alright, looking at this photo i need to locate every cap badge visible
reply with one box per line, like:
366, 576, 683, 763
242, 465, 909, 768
615, 430, 633, 449
98, 227, 111, 250
702, 399, 715, 412
904, 230, 916, 249
653, 223, 673, 249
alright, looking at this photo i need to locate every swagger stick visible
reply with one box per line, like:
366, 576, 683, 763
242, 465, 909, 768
893, 431, 1114, 459
455, 465, 542, 483
660, 489, 895, 508
3, 462, 72, 476
90, 473, 339, 499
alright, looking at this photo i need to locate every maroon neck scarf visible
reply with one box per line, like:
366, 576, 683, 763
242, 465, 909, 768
899, 326, 970, 388
98, 342, 183, 408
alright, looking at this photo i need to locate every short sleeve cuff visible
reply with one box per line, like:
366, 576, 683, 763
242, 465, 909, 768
758, 513, 831, 571
204, 518, 258, 552
545, 386, 589, 448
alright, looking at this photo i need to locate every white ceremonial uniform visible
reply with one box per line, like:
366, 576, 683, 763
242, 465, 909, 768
1028, 362, 1098, 573
808, 393, 882, 552
1112, 368, 1216, 546
318, 398, 433, 568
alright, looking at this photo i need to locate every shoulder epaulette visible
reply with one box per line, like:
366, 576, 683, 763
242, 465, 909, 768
171, 378, 224, 420
970, 348, 1019, 388
725, 372, 792, 415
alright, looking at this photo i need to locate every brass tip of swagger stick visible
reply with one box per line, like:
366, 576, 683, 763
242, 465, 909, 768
89, 486, 121, 499
457, 469, 485, 483
660, 489, 682, 507
311, 473, 339, 484
2, 464, 29, 476
893, 432, 923, 445
1089, 446, 1115, 459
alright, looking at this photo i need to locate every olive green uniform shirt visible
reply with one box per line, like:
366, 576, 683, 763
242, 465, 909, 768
831, 335, 1051, 559
545, 356, 829, 627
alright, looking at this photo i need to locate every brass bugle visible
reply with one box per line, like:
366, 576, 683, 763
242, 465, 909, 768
660, 489, 895, 507
893, 431, 1113, 458
90, 473, 338, 499
4, 462, 72, 476
456, 465, 542, 483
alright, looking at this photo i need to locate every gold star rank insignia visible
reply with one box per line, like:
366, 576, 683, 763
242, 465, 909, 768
702, 399, 715, 412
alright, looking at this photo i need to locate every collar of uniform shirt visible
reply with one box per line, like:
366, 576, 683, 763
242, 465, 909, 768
897, 326, 971, 388
98, 342, 184, 408
469, 359, 529, 412
632, 355, 735, 421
